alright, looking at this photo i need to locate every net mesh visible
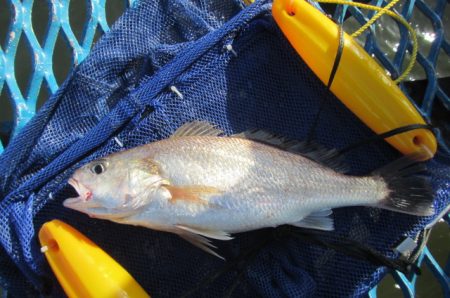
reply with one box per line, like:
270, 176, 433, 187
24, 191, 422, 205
0, 0, 449, 297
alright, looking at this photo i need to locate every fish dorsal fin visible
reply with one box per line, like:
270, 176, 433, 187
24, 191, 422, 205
171, 121, 224, 138
290, 209, 334, 231
233, 130, 288, 146
233, 130, 347, 173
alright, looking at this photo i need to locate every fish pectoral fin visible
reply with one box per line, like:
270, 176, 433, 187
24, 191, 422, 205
165, 185, 222, 205
177, 231, 225, 260
171, 121, 224, 138
290, 209, 334, 231
176, 225, 233, 241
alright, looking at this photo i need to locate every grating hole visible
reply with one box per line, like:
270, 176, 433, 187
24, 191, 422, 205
0, 87, 14, 148
374, 14, 400, 62
105, 0, 127, 27
319, 3, 340, 18
404, 55, 426, 81
402, 79, 426, 106
416, 260, 445, 298
412, 6, 436, 58
444, 3, 450, 42
343, 16, 368, 47
14, 34, 34, 97
375, 274, 403, 297
69, 0, 88, 44
31, 0, 51, 47
430, 88, 450, 147
92, 26, 105, 45
0, 0, 11, 51
36, 81, 50, 112
52, 31, 73, 86
425, 220, 450, 270
436, 49, 450, 79
438, 77, 450, 99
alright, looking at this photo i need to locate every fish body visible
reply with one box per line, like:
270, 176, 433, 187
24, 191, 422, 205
64, 122, 433, 257
112, 136, 381, 232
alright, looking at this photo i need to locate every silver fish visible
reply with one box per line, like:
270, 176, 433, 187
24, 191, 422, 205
64, 121, 434, 258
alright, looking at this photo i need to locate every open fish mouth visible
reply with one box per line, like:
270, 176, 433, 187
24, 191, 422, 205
63, 178, 92, 208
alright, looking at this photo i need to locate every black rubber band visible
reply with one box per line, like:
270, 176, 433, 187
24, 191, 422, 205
337, 123, 434, 156
327, 24, 345, 89
307, 24, 345, 142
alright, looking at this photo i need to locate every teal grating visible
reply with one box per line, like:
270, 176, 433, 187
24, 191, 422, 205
329, 0, 450, 296
0, 0, 448, 297
0, 0, 136, 151
368, 214, 450, 297
333, 0, 450, 156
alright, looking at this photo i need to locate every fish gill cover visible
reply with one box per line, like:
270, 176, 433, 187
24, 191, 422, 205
0, 0, 448, 297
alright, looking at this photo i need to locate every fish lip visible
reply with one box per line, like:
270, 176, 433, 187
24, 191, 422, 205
67, 178, 82, 197
63, 197, 82, 208
65, 178, 91, 207
67, 178, 78, 189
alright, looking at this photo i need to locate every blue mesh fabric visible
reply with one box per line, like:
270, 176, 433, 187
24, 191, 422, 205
0, 0, 449, 297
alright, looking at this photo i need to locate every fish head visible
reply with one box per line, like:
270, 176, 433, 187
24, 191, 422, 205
64, 154, 167, 219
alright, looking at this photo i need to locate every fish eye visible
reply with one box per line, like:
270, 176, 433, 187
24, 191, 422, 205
91, 163, 106, 175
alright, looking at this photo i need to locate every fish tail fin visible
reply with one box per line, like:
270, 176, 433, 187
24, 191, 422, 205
372, 153, 434, 216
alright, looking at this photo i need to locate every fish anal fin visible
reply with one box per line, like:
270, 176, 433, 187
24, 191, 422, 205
290, 209, 334, 231
176, 225, 233, 241
171, 121, 224, 138
165, 185, 222, 205
233, 130, 347, 173
176, 229, 229, 260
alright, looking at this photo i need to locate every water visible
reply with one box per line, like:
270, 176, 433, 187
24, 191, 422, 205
343, 0, 450, 82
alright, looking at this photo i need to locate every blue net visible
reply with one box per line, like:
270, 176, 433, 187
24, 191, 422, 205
0, 0, 449, 297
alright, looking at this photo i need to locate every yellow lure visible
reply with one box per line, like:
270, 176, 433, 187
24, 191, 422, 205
39, 220, 150, 298
272, 0, 436, 159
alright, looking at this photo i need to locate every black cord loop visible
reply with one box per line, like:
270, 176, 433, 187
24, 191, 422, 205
337, 123, 434, 156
